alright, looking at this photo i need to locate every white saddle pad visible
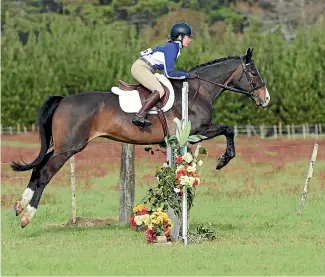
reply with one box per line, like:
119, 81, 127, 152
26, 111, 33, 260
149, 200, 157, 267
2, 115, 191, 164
111, 73, 175, 114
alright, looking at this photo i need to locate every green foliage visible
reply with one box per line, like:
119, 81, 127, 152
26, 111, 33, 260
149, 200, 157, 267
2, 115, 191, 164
1, 7, 325, 126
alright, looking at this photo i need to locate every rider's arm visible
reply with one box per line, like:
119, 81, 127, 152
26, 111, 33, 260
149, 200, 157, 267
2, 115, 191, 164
163, 43, 190, 79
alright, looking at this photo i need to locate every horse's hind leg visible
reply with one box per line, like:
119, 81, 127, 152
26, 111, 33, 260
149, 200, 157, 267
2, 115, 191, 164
20, 151, 74, 228
14, 150, 54, 216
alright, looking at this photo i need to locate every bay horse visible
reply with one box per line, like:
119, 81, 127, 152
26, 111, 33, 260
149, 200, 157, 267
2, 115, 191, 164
11, 48, 270, 228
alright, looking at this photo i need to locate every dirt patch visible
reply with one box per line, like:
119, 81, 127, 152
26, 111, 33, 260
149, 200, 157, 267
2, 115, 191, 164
45, 216, 119, 228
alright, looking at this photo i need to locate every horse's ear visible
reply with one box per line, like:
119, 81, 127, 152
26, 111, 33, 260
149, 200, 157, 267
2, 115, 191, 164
245, 48, 253, 63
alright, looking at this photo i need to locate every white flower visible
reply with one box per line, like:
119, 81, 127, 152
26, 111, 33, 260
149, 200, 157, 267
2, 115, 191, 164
163, 162, 168, 167
198, 160, 203, 167
134, 215, 145, 225
186, 166, 196, 173
156, 176, 160, 181
182, 153, 193, 163
174, 187, 180, 193
180, 175, 190, 186
192, 162, 197, 168
180, 175, 196, 187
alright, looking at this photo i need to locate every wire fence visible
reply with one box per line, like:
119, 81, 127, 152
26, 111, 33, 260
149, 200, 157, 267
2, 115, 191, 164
1, 123, 324, 139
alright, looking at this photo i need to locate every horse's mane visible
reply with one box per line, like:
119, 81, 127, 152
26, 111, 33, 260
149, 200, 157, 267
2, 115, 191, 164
190, 56, 241, 71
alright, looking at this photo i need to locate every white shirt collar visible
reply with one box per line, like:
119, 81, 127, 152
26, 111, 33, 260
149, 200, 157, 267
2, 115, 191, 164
174, 40, 183, 49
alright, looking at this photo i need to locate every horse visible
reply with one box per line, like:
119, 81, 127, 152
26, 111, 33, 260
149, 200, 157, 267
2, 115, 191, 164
11, 48, 270, 228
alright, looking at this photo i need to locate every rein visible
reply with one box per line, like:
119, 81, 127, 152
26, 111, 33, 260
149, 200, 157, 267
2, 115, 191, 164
190, 57, 265, 103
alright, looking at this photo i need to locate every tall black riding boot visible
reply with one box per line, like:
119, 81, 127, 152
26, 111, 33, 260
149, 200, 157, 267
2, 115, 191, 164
132, 90, 161, 128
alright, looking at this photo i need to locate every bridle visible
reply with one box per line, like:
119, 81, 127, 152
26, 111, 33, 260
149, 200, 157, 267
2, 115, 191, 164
194, 56, 266, 102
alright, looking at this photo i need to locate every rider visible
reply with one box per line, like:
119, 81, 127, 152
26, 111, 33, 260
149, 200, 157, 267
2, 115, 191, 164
131, 22, 197, 128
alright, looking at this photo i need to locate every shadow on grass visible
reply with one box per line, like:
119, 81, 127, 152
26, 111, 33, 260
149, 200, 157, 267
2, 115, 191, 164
24, 216, 129, 238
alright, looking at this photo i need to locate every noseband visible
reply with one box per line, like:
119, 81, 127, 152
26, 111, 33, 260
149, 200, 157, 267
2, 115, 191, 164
195, 56, 265, 101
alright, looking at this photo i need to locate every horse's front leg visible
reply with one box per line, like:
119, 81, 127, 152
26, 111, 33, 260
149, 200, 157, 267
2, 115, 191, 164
197, 123, 235, 170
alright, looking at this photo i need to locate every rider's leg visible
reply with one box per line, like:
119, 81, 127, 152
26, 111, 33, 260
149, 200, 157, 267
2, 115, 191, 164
131, 59, 165, 127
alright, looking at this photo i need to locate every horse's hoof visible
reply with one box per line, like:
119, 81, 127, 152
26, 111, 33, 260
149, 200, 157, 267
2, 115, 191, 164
21, 215, 30, 228
14, 202, 24, 216
216, 156, 226, 170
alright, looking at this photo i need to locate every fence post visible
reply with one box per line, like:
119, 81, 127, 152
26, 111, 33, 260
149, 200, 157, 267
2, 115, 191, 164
303, 124, 306, 139
279, 121, 282, 137
32, 124, 36, 132
246, 125, 251, 137
23, 126, 27, 134
119, 143, 135, 225
319, 123, 323, 136
273, 125, 277, 138
234, 124, 238, 137
286, 125, 291, 139
292, 123, 295, 137
9, 126, 13, 135
315, 124, 318, 140
260, 124, 265, 139
298, 143, 318, 215
70, 156, 76, 224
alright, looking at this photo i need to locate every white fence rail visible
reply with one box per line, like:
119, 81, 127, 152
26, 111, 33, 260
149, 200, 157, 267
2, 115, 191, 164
1, 123, 324, 139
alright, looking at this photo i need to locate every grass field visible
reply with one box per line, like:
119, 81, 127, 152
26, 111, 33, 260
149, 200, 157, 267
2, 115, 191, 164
1, 134, 325, 275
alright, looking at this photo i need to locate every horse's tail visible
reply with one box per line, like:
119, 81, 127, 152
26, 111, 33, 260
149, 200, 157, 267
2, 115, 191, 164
11, 96, 65, 172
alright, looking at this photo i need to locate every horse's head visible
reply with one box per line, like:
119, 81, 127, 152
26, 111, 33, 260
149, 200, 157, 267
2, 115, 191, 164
230, 48, 270, 107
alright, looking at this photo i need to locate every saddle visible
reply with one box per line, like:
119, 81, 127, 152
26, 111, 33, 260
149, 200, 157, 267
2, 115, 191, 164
118, 80, 170, 137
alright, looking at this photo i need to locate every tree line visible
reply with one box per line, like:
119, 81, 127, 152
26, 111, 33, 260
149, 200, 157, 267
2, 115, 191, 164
1, 14, 325, 126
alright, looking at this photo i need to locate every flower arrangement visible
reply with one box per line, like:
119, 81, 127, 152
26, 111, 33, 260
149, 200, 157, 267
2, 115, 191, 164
133, 118, 208, 242
174, 149, 203, 195
129, 204, 149, 231
129, 205, 173, 243
145, 208, 173, 243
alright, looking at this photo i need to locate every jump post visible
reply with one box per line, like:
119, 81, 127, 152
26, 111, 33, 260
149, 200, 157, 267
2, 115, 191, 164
167, 81, 189, 245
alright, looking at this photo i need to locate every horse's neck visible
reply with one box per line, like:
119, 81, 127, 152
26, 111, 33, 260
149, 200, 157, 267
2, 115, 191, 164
170, 80, 196, 111
195, 59, 240, 100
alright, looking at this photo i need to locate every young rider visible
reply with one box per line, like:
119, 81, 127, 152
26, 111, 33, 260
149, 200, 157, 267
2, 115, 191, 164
131, 22, 197, 128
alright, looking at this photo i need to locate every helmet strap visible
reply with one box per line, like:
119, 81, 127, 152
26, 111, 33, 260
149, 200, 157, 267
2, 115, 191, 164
176, 34, 185, 47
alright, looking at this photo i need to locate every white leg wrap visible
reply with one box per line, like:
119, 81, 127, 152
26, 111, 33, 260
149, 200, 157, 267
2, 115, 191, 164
21, 188, 34, 207
25, 205, 37, 221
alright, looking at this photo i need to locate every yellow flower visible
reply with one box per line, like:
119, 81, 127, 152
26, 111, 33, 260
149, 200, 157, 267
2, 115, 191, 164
148, 223, 153, 230
133, 204, 146, 213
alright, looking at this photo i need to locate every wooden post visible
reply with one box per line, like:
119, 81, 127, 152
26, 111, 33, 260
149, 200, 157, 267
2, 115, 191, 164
70, 156, 76, 224
260, 125, 265, 139
32, 124, 36, 132
303, 124, 306, 139
298, 144, 318, 215
23, 126, 27, 134
119, 143, 135, 225
292, 123, 295, 137
273, 125, 278, 138
315, 124, 318, 140
234, 124, 238, 137
246, 125, 251, 137
279, 121, 282, 137
286, 125, 291, 139
9, 126, 13, 135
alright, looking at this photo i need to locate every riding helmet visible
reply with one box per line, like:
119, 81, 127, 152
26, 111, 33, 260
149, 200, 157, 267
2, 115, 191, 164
169, 22, 194, 40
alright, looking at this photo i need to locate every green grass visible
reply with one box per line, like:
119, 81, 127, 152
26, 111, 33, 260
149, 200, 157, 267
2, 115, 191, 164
2, 153, 325, 275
